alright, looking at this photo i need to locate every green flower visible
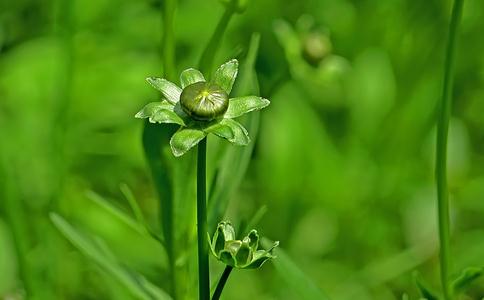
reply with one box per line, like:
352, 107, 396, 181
209, 221, 279, 269
136, 59, 270, 157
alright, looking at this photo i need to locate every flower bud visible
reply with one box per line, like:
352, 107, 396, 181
180, 81, 229, 121
302, 32, 332, 66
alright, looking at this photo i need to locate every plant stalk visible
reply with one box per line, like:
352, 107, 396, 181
211, 266, 233, 300
197, 138, 210, 300
435, 0, 464, 299
162, 0, 177, 80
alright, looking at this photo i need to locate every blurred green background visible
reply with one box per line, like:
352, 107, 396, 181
1, 0, 483, 299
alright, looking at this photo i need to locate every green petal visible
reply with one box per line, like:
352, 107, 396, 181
224, 96, 270, 119
135, 101, 173, 118
244, 255, 271, 269
169, 128, 206, 157
221, 221, 236, 241
146, 77, 181, 105
213, 224, 226, 256
204, 119, 250, 145
180, 68, 205, 89
212, 59, 238, 94
219, 250, 236, 267
235, 242, 252, 267
149, 109, 185, 126
247, 230, 259, 252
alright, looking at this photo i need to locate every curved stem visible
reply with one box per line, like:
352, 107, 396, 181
197, 138, 210, 300
435, 0, 464, 299
211, 266, 233, 300
198, 7, 235, 75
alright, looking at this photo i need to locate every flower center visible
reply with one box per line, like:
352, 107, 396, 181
180, 81, 229, 121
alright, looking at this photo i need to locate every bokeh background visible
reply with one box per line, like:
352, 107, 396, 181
1, 0, 483, 299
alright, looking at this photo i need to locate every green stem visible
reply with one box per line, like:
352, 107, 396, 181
198, 7, 235, 75
211, 266, 233, 300
197, 138, 210, 300
435, 0, 464, 299
161, 0, 177, 80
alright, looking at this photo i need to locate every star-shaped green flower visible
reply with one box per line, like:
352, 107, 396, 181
209, 221, 279, 269
135, 59, 270, 157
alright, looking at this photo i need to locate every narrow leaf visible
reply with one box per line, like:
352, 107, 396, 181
146, 77, 181, 105
50, 214, 172, 300
135, 101, 173, 119
224, 96, 270, 119
170, 127, 206, 157
452, 266, 483, 293
180, 68, 205, 88
414, 272, 440, 300
208, 34, 261, 229
204, 121, 235, 141
212, 59, 238, 94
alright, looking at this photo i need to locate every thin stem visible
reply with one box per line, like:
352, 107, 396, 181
435, 0, 464, 299
198, 7, 235, 75
161, 0, 177, 80
211, 266, 233, 300
197, 138, 210, 300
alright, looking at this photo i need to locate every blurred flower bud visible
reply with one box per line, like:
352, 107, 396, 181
302, 32, 332, 66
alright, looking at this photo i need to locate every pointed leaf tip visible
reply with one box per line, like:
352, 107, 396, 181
213, 59, 239, 95
225, 96, 270, 118
146, 77, 181, 105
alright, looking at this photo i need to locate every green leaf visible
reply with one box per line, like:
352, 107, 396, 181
149, 109, 185, 126
224, 96, 270, 119
261, 238, 330, 300
414, 272, 440, 300
212, 59, 238, 95
180, 68, 205, 88
50, 213, 172, 300
146, 77, 181, 105
452, 266, 483, 293
205, 119, 250, 146
170, 127, 206, 157
135, 101, 173, 119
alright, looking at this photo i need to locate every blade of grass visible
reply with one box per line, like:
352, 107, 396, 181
435, 0, 464, 299
87, 190, 165, 245
50, 213, 172, 300
208, 33, 262, 229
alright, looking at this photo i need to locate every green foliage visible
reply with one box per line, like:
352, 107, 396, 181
451, 267, 483, 294
50, 214, 171, 300
1, 0, 484, 299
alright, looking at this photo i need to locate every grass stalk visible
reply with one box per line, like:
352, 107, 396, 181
197, 138, 210, 300
211, 266, 233, 300
435, 0, 464, 299
161, 0, 177, 80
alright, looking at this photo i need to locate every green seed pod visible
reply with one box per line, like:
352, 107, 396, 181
180, 81, 229, 121
302, 32, 332, 66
